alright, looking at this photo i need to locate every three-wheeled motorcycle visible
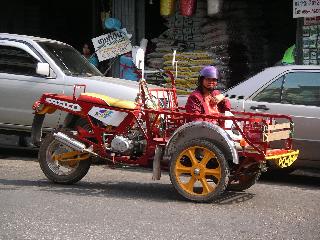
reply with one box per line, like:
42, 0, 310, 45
31, 69, 299, 202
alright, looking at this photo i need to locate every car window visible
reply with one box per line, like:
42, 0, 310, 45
0, 45, 39, 76
253, 76, 284, 103
282, 72, 320, 107
38, 42, 103, 77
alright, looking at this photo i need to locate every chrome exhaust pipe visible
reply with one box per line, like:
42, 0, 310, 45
53, 132, 97, 156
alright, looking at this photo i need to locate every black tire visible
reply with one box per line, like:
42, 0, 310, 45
38, 132, 91, 184
169, 139, 230, 202
227, 170, 261, 191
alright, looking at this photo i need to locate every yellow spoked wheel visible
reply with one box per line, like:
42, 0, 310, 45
170, 139, 229, 202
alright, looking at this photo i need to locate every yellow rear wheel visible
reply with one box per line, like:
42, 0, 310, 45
169, 139, 229, 202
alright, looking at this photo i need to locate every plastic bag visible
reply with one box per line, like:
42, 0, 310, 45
160, 0, 176, 16
207, 0, 222, 16
180, 0, 197, 17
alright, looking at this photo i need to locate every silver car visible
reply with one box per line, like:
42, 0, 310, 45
224, 65, 320, 169
0, 33, 140, 135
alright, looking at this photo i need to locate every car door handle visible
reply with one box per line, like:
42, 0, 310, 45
250, 105, 270, 111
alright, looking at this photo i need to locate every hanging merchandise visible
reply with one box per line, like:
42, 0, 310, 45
160, 0, 176, 16
180, 0, 197, 17
207, 0, 222, 16
147, 0, 230, 91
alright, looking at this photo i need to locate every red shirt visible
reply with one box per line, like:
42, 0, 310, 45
185, 89, 231, 122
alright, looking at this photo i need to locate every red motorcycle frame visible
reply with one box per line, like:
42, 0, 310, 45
32, 71, 299, 202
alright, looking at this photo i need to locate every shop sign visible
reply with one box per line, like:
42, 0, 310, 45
92, 31, 132, 61
301, 23, 320, 65
304, 16, 320, 25
293, 0, 320, 18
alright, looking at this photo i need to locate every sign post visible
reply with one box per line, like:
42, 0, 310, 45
295, 18, 304, 64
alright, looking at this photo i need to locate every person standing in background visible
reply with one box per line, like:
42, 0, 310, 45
82, 43, 99, 68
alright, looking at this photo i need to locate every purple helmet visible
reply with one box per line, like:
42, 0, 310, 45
199, 65, 219, 79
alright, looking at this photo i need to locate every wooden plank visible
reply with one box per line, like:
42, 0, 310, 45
264, 130, 291, 142
267, 122, 291, 131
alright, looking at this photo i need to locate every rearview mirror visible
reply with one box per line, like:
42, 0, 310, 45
36, 62, 50, 77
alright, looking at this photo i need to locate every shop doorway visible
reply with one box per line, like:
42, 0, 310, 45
145, 1, 167, 41
226, 0, 296, 86
0, 0, 105, 52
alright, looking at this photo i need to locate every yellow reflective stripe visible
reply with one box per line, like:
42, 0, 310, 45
265, 150, 299, 160
265, 150, 299, 168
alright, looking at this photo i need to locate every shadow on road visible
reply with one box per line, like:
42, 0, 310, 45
0, 177, 256, 204
0, 146, 38, 160
0, 172, 318, 204
0, 146, 319, 203
259, 172, 320, 189
0, 178, 181, 202
214, 191, 255, 205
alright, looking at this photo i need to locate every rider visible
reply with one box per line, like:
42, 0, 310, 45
185, 65, 231, 122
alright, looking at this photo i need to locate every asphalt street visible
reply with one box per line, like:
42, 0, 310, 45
0, 145, 320, 240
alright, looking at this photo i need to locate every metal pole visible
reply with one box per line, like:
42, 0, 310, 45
295, 17, 303, 65
92, 0, 96, 37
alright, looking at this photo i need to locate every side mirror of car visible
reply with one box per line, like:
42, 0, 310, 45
36, 62, 50, 77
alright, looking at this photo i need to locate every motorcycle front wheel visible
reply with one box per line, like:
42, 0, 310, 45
38, 131, 91, 184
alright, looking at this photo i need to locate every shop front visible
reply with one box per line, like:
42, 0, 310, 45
0, 0, 110, 53
0, 0, 297, 91
111, 0, 296, 92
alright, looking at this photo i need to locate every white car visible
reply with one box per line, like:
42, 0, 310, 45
224, 65, 320, 169
0, 33, 140, 136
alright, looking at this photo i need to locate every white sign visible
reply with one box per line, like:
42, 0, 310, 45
92, 31, 132, 61
293, 0, 320, 18
88, 107, 128, 126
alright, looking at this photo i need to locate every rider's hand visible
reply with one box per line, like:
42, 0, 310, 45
210, 94, 225, 105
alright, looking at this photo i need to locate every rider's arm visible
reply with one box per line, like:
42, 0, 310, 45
185, 94, 204, 121
218, 97, 231, 113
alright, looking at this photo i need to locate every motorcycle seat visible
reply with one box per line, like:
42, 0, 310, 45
78, 92, 137, 110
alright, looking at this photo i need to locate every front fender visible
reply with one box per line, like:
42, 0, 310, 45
163, 121, 239, 164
